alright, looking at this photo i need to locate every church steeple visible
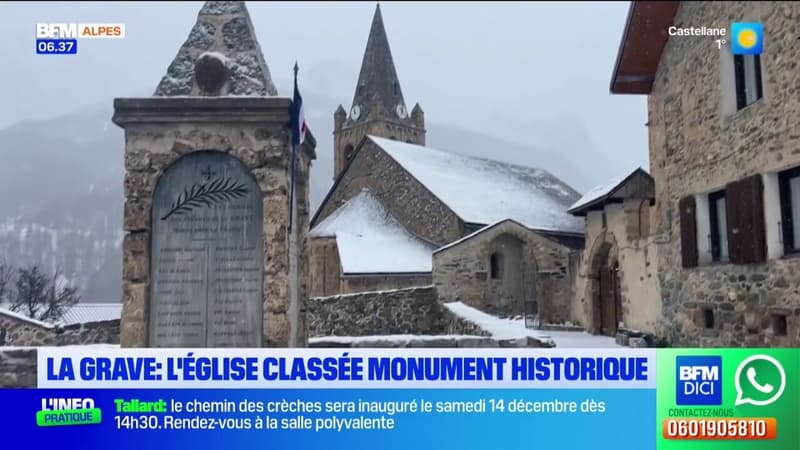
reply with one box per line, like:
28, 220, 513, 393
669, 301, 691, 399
332, 3, 425, 181
349, 3, 406, 122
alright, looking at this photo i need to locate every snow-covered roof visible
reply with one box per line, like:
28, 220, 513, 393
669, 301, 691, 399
309, 189, 435, 274
369, 136, 584, 234
0, 303, 121, 327
60, 303, 122, 326
0, 306, 55, 328
568, 167, 652, 215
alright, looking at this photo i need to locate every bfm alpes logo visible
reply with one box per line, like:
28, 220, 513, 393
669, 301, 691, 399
676, 354, 786, 406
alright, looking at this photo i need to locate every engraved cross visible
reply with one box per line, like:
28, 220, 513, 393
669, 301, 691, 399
201, 166, 217, 180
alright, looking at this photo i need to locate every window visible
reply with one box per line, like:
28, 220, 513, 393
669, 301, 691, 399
772, 314, 788, 336
393, 83, 398, 95
708, 190, 729, 262
734, 54, 763, 110
344, 144, 355, 162
778, 166, 800, 253
490, 252, 502, 279
702, 308, 715, 329
601, 212, 607, 228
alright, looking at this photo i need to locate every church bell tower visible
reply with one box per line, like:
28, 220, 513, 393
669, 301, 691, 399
332, 3, 426, 180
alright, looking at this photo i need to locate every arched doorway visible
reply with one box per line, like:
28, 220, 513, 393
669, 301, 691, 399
589, 239, 622, 336
486, 234, 524, 316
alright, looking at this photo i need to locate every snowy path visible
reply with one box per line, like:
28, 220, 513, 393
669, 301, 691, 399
443, 301, 621, 348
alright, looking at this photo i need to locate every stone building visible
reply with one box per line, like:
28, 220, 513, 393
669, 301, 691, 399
567, 168, 661, 340
309, 4, 584, 322
610, 1, 800, 346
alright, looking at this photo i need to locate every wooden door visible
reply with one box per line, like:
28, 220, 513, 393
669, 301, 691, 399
599, 267, 617, 336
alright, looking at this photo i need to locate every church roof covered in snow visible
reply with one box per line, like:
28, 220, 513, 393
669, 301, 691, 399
309, 189, 435, 274
368, 136, 584, 234
567, 167, 654, 216
0, 303, 122, 327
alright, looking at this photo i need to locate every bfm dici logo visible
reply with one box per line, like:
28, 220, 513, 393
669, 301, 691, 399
676, 356, 722, 405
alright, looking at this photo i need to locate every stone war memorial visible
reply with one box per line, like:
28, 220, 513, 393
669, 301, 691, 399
112, 1, 316, 348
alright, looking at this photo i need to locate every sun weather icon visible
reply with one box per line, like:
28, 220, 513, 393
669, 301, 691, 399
731, 22, 763, 55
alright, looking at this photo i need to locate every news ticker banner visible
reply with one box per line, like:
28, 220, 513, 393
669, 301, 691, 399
0, 348, 794, 450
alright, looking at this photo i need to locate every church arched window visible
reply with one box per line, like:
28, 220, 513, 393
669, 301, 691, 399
344, 144, 355, 162
490, 252, 503, 279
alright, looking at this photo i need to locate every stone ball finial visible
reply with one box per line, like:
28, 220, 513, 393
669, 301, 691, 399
194, 52, 230, 94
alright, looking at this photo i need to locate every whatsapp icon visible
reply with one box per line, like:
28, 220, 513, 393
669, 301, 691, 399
734, 354, 786, 406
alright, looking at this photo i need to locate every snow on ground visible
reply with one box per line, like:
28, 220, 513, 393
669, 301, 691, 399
444, 301, 621, 348
309, 334, 485, 344
371, 136, 584, 234
309, 189, 435, 274
0, 344, 120, 350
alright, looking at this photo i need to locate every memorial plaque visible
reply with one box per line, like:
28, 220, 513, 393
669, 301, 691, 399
150, 150, 263, 347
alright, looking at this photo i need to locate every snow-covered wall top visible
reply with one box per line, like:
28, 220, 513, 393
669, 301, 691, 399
309, 189, 435, 274
370, 136, 584, 234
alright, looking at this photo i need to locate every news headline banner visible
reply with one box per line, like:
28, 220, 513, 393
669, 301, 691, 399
37, 348, 657, 389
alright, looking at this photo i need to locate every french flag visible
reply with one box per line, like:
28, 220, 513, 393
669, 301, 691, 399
288, 64, 308, 231
291, 73, 308, 147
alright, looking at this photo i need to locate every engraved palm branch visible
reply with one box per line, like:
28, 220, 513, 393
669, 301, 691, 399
160, 177, 249, 220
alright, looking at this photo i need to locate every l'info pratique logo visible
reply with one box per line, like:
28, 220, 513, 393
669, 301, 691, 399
37, 397, 102, 427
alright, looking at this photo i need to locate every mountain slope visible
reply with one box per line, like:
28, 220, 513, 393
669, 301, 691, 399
0, 90, 598, 302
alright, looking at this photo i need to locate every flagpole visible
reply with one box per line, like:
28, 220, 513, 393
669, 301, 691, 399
287, 62, 300, 347
288, 61, 299, 232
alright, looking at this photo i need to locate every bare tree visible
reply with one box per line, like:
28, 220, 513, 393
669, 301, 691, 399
9, 265, 79, 322
0, 259, 12, 304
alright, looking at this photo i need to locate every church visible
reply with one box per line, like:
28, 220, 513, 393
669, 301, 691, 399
308, 4, 586, 325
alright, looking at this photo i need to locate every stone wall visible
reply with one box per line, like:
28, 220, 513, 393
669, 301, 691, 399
341, 274, 432, 295
115, 97, 314, 347
0, 311, 56, 346
313, 140, 463, 246
0, 309, 120, 346
572, 201, 662, 336
308, 286, 479, 337
433, 220, 574, 323
648, 2, 800, 346
57, 320, 121, 346
0, 349, 36, 387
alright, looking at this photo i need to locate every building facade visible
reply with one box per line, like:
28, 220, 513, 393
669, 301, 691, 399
611, 1, 800, 346
568, 169, 662, 340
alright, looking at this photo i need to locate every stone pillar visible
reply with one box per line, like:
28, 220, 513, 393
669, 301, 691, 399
114, 98, 314, 347
112, 1, 315, 348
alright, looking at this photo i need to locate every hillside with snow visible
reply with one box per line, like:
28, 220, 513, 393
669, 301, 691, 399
0, 83, 601, 302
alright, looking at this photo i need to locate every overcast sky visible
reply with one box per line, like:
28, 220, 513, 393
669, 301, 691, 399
0, 1, 648, 175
